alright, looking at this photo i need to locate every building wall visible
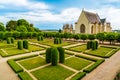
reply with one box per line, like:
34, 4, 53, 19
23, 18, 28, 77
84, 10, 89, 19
75, 11, 90, 34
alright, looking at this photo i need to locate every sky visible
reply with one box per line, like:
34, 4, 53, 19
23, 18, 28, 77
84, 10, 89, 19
0, 0, 120, 30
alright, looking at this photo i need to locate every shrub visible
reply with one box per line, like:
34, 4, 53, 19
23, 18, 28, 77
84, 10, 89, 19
70, 72, 86, 80
83, 59, 105, 73
45, 48, 52, 63
51, 47, 59, 66
87, 40, 98, 50
54, 38, 62, 44
7, 38, 11, 44
18, 41, 23, 50
11, 38, 15, 44
18, 71, 33, 80
57, 47, 65, 63
37, 36, 43, 41
7, 59, 23, 73
23, 40, 29, 49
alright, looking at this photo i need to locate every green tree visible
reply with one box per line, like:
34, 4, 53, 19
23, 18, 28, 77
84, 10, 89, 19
6, 20, 17, 31
96, 33, 106, 43
17, 19, 29, 28
81, 34, 88, 42
57, 47, 65, 63
88, 34, 96, 40
16, 25, 28, 32
45, 48, 52, 63
51, 47, 59, 66
0, 22, 5, 31
106, 32, 116, 45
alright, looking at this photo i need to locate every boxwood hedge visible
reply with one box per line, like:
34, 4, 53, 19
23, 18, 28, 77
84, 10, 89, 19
70, 72, 86, 80
7, 59, 23, 73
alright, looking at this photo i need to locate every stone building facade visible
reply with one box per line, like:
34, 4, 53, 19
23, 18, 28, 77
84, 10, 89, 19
75, 10, 112, 34
63, 24, 73, 33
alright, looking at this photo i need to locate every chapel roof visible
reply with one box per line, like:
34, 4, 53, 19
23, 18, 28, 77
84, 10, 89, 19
83, 10, 101, 23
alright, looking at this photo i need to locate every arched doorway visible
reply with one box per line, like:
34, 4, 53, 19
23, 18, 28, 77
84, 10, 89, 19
91, 26, 94, 34
80, 24, 85, 33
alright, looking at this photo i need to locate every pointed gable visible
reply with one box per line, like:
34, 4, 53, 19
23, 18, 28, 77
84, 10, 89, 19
83, 10, 101, 23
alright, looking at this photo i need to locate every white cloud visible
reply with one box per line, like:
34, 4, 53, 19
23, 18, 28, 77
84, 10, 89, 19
0, 0, 50, 10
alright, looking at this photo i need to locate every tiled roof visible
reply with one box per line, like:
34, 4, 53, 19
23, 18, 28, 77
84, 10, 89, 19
100, 18, 106, 24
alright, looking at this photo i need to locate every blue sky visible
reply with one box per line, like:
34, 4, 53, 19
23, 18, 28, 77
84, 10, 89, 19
0, 0, 120, 30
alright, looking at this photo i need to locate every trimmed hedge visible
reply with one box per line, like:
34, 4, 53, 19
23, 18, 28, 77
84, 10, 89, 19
87, 40, 98, 50
37, 36, 43, 41
7, 59, 23, 73
45, 48, 52, 63
18, 41, 23, 50
54, 38, 62, 44
11, 38, 15, 44
51, 47, 59, 66
18, 71, 33, 80
75, 54, 98, 61
23, 40, 29, 49
70, 72, 86, 80
57, 47, 65, 63
83, 59, 105, 73
7, 38, 11, 44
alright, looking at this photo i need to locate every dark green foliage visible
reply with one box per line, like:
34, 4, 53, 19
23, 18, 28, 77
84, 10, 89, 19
83, 59, 105, 73
6, 20, 17, 31
54, 38, 62, 44
18, 41, 23, 50
57, 47, 65, 63
81, 34, 88, 41
23, 40, 29, 49
88, 34, 96, 40
37, 36, 43, 41
7, 59, 23, 73
70, 72, 86, 80
11, 38, 15, 44
18, 72, 33, 80
45, 48, 52, 63
106, 32, 116, 45
0, 22, 5, 31
96, 33, 106, 43
87, 40, 98, 50
13, 32, 20, 39
7, 38, 11, 44
51, 47, 59, 66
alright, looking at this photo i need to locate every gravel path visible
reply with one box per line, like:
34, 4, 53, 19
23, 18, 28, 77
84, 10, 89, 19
82, 50, 120, 80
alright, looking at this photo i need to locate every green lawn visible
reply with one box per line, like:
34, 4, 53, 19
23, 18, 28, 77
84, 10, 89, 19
28, 38, 74, 47
31, 65, 74, 80
86, 46, 114, 57
19, 56, 46, 70
68, 44, 87, 52
0, 41, 15, 49
5, 47, 28, 55
1, 44, 44, 56
28, 44, 44, 51
64, 57, 92, 70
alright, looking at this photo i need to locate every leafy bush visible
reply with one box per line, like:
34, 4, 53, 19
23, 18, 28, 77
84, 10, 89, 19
57, 47, 65, 63
37, 36, 43, 41
83, 59, 105, 73
7, 38, 11, 44
51, 47, 59, 66
45, 48, 52, 63
70, 72, 86, 80
23, 40, 29, 49
87, 40, 98, 50
7, 59, 23, 73
11, 37, 15, 44
18, 71, 33, 80
18, 41, 23, 50
54, 38, 62, 44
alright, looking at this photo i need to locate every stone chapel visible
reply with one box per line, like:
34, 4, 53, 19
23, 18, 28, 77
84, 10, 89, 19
75, 10, 112, 34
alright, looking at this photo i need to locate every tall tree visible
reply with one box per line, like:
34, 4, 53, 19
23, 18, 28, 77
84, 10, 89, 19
0, 22, 5, 31
17, 19, 29, 28
6, 20, 17, 31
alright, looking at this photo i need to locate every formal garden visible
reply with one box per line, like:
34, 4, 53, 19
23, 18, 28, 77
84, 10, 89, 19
0, 19, 120, 80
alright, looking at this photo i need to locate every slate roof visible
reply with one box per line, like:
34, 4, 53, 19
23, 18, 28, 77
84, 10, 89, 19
83, 11, 101, 23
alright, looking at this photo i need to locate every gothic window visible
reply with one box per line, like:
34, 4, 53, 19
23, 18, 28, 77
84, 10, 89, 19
80, 24, 85, 33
